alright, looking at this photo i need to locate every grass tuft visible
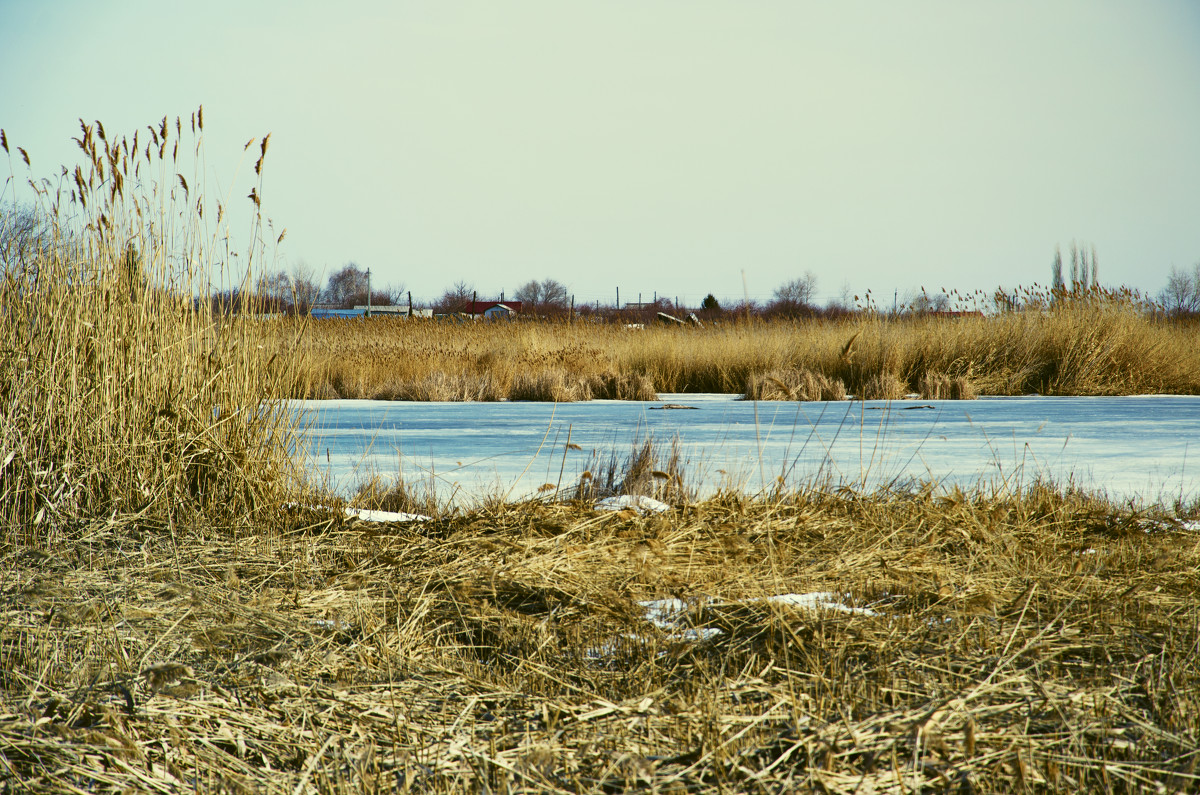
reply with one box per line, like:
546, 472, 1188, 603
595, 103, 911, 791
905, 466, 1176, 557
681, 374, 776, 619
1, 113, 303, 544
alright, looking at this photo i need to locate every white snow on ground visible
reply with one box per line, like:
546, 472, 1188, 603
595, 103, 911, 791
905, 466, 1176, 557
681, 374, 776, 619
639, 593, 880, 626
310, 619, 352, 631
286, 503, 431, 523
640, 598, 694, 628
757, 592, 882, 616
588, 592, 879, 659
594, 495, 671, 514
342, 507, 432, 523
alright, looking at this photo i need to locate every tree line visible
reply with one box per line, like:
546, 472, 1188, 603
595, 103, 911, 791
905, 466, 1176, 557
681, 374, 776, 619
5, 207, 1196, 319
212, 256, 1200, 321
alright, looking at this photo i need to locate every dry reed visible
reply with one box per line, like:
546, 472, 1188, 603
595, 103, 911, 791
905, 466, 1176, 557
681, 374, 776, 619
3, 485, 1197, 793
743, 369, 847, 401
0, 112, 304, 544
277, 301, 1200, 404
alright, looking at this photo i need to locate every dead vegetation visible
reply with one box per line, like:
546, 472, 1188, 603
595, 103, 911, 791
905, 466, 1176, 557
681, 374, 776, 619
3, 488, 1199, 793
0, 111, 301, 545
281, 299, 1200, 404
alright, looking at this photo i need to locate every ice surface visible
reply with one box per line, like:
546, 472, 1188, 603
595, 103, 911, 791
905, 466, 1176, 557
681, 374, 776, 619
292, 394, 1200, 504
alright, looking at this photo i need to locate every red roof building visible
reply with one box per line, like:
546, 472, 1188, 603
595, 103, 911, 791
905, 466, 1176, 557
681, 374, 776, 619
467, 301, 522, 316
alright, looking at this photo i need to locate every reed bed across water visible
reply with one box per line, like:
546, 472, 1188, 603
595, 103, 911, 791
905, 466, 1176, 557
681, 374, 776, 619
283, 304, 1200, 403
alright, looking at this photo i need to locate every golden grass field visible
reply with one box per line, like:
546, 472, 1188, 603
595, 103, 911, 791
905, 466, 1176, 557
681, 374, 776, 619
284, 303, 1200, 403
3, 114, 1199, 792
5, 489, 1200, 793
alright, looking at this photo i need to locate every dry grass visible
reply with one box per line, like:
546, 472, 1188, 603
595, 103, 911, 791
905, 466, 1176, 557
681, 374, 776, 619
1, 111, 304, 546
280, 303, 1200, 403
743, 369, 847, 402
3, 487, 1198, 793
919, 371, 978, 401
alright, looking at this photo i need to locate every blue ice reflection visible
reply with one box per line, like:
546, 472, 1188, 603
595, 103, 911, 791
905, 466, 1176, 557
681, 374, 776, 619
291, 395, 1200, 504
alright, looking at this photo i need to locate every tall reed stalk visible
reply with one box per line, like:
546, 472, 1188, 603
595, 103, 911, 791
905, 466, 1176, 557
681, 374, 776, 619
0, 112, 303, 545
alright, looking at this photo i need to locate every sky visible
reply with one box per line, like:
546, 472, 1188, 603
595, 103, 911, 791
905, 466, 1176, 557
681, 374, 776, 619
3, 0, 1199, 308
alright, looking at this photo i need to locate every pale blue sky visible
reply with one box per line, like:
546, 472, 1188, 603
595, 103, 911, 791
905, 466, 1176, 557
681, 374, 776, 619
3, 0, 1199, 307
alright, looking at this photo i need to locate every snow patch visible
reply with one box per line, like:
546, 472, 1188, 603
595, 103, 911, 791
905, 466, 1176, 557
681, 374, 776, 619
638, 592, 880, 623
286, 503, 431, 523
760, 592, 881, 616
595, 495, 671, 514
343, 507, 432, 523
587, 592, 881, 659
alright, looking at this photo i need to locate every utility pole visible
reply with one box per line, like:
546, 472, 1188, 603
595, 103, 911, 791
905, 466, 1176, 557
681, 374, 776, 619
366, 268, 371, 317
616, 287, 620, 310
408, 290, 413, 318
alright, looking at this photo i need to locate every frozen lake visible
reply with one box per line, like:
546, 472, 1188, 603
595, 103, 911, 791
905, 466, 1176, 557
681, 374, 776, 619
293, 395, 1200, 505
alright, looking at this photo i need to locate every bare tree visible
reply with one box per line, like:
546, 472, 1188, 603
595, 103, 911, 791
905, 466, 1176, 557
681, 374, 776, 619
1056, 240, 1101, 294
255, 269, 293, 311
1070, 241, 1082, 291
765, 272, 819, 319
1051, 246, 1065, 293
907, 288, 951, 314
436, 280, 475, 313
290, 260, 321, 310
773, 272, 819, 306
375, 281, 406, 306
514, 278, 569, 314
1159, 263, 1200, 316
0, 204, 56, 277
323, 263, 369, 307
829, 281, 855, 312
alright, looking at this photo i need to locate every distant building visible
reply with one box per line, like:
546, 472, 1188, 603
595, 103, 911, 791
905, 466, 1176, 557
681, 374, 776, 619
310, 305, 432, 319
355, 305, 432, 318
466, 301, 522, 319
310, 307, 366, 319
922, 311, 985, 319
